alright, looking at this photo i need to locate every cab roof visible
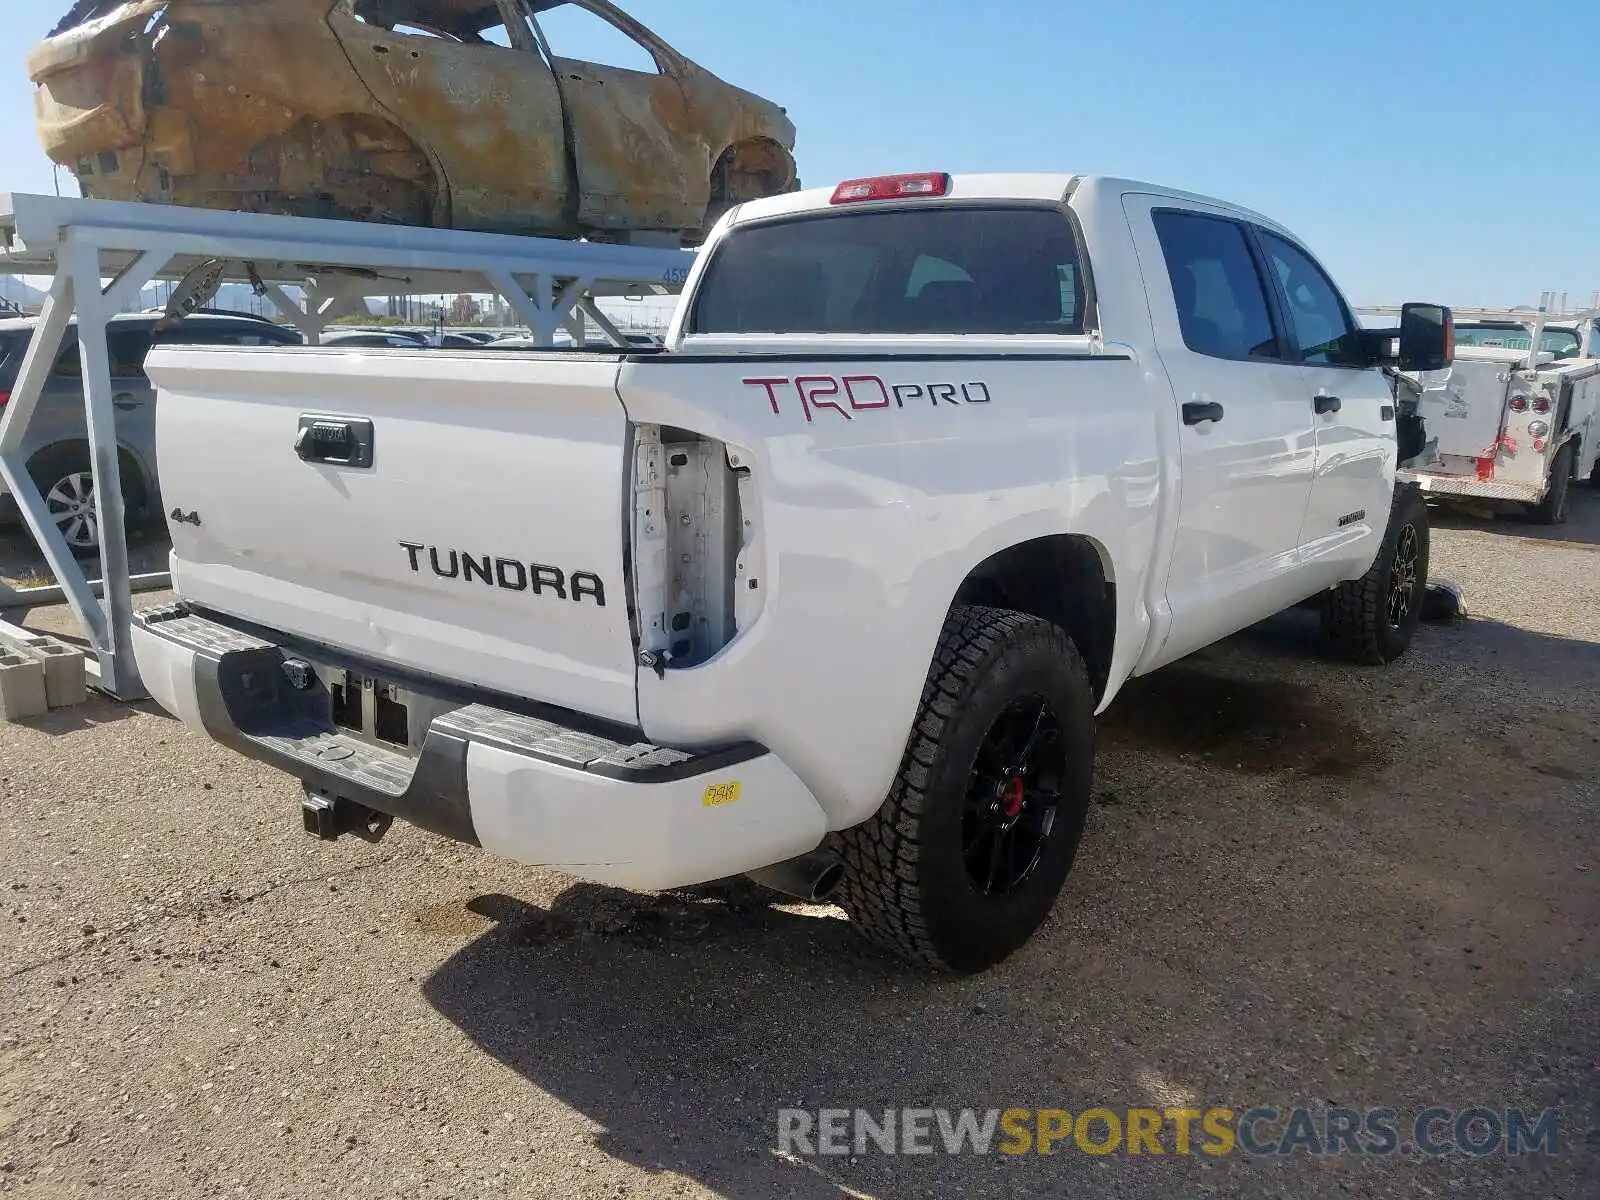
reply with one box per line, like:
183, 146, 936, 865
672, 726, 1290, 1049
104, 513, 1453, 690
725, 172, 1294, 239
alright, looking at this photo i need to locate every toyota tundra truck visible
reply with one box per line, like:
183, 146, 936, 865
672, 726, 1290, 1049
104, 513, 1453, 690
130, 172, 1453, 973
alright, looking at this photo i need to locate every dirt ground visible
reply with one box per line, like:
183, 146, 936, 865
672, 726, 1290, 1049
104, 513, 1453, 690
1, 493, 1596, 1199
0, 528, 169, 593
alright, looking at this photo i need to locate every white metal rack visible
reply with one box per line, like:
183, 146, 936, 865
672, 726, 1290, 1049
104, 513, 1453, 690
0, 192, 693, 698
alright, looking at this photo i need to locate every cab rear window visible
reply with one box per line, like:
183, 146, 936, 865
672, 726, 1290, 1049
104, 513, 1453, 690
689, 206, 1087, 336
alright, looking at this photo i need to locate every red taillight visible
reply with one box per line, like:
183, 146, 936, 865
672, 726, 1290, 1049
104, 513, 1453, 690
830, 172, 951, 205
1508, 395, 1529, 413
0, 389, 10, 408
1531, 395, 1550, 414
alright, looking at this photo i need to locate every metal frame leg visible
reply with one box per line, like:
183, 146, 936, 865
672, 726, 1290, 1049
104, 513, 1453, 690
0, 273, 100, 641
0, 240, 166, 698
489, 270, 601, 347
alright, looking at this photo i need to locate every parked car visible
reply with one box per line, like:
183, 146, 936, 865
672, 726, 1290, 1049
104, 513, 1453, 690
132, 171, 1451, 973
31, 0, 799, 246
0, 311, 303, 552
318, 331, 436, 349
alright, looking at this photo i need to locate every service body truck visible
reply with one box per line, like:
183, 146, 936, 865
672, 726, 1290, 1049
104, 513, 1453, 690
131, 173, 1453, 972
1367, 306, 1600, 524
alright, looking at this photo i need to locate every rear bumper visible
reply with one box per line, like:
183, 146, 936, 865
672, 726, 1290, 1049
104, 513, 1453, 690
130, 605, 830, 891
1397, 469, 1546, 505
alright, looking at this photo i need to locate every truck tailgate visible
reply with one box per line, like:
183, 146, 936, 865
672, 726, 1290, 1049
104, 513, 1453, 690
144, 346, 639, 725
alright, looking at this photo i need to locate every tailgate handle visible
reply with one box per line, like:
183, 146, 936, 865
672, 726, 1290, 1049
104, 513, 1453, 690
295, 416, 374, 468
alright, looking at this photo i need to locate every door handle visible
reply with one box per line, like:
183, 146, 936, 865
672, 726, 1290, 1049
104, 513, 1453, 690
1182, 401, 1225, 426
295, 415, 375, 468
113, 392, 141, 410
1313, 394, 1342, 415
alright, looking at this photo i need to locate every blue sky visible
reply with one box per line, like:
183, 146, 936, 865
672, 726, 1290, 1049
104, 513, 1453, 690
3, 0, 1596, 308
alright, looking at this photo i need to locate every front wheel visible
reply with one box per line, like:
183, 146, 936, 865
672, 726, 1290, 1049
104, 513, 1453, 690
1320, 484, 1430, 665
830, 606, 1095, 973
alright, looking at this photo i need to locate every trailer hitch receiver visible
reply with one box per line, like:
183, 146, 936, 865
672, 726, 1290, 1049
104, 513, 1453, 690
301, 786, 394, 843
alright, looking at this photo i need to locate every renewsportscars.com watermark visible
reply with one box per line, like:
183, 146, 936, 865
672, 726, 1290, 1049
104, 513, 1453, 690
776, 1106, 1563, 1158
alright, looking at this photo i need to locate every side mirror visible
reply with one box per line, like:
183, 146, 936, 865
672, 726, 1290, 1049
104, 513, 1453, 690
1398, 303, 1454, 372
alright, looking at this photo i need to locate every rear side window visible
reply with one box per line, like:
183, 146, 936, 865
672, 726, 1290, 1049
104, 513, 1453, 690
690, 206, 1087, 336
54, 321, 299, 380
1153, 210, 1279, 361
53, 329, 155, 380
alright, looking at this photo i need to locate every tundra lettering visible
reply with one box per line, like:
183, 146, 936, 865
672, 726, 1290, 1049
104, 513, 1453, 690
398, 541, 607, 607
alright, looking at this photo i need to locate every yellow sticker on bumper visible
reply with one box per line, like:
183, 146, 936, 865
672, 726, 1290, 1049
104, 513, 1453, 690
702, 781, 742, 808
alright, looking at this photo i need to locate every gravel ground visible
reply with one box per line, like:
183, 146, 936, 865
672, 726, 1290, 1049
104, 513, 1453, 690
0, 531, 170, 593
1, 493, 1597, 1199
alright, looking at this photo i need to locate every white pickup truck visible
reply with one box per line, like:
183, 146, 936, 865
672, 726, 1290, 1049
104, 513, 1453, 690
131, 172, 1453, 972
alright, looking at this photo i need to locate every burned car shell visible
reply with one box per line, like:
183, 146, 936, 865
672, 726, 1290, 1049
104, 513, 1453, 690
30, 0, 798, 243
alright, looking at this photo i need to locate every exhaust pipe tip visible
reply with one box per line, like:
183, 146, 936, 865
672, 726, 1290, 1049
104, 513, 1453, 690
745, 850, 846, 904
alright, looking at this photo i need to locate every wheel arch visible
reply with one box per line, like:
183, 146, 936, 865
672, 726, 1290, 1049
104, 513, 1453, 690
25, 437, 153, 503
694, 136, 796, 241
950, 533, 1117, 703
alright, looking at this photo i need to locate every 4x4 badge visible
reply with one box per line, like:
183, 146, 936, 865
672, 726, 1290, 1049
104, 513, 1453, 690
169, 508, 202, 526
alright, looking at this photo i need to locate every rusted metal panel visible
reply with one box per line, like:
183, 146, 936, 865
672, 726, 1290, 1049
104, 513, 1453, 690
30, 0, 799, 245
331, 5, 568, 232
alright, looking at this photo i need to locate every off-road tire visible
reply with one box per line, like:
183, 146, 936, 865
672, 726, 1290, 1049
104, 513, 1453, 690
1529, 442, 1574, 525
1320, 484, 1430, 665
830, 606, 1095, 974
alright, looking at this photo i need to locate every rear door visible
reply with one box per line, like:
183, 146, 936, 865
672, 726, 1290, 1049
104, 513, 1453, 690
525, 1, 706, 231
331, 0, 570, 232
1128, 200, 1318, 668
146, 346, 641, 724
1253, 229, 1395, 583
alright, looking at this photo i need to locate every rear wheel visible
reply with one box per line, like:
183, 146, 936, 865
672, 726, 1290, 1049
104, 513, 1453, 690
1529, 443, 1574, 525
1321, 484, 1430, 665
25, 443, 148, 558
831, 606, 1094, 973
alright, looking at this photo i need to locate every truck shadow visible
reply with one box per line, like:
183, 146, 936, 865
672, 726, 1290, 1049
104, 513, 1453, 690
420, 886, 980, 1198
1425, 484, 1600, 550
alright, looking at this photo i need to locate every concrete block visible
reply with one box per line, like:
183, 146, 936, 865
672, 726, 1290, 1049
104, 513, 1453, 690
0, 649, 48, 721
5, 635, 88, 708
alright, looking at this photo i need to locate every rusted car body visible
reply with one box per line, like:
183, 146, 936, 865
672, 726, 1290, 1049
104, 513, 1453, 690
30, 0, 798, 244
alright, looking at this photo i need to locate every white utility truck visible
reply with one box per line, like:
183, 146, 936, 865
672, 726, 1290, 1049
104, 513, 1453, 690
131, 173, 1453, 972
1362, 303, 1600, 524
